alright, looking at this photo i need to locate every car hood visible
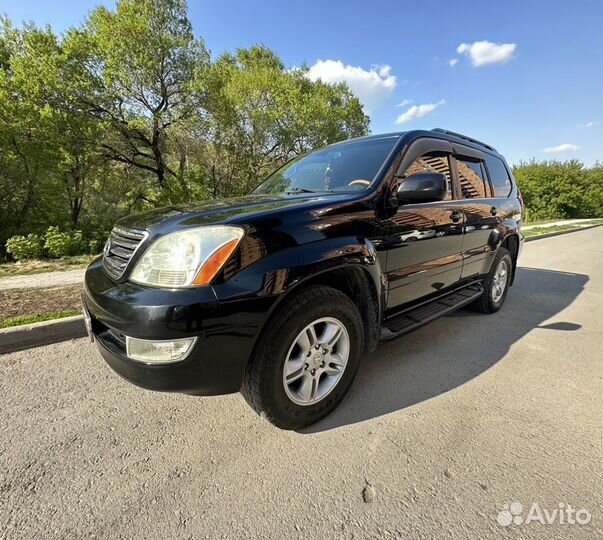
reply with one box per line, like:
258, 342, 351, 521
116, 192, 354, 231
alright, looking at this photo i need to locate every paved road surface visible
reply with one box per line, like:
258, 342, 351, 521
0, 268, 85, 290
1, 228, 602, 540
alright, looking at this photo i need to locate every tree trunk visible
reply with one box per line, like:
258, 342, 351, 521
151, 118, 166, 188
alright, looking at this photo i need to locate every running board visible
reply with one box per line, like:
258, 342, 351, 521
380, 282, 484, 340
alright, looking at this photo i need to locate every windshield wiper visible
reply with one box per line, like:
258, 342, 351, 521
285, 187, 333, 195
285, 187, 317, 194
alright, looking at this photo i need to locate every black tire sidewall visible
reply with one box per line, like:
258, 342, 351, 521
253, 288, 363, 429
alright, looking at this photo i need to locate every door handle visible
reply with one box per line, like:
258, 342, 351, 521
450, 210, 463, 223
490, 206, 498, 216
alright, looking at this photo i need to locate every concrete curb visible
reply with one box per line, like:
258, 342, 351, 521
524, 223, 603, 242
0, 315, 86, 355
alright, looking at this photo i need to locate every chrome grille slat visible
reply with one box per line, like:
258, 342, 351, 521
103, 256, 124, 271
109, 235, 139, 250
108, 245, 133, 259
103, 226, 148, 280
112, 226, 146, 240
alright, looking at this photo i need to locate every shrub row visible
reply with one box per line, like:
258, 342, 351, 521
5, 227, 104, 261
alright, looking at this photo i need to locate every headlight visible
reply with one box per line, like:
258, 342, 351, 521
130, 226, 244, 288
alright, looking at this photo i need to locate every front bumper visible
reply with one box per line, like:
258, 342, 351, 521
82, 258, 272, 395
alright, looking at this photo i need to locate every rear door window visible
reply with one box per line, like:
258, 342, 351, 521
455, 157, 487, 199
485, 155, 513, 197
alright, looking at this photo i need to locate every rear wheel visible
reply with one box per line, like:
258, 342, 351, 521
241, 285, 363, 429
471, 247, 513, 313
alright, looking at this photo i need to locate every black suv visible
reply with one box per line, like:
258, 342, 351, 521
83, 128, 524, 429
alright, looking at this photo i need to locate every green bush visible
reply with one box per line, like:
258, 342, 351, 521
5, 234, 43, 260
43, 226, 87, 258
513, 160, 603, 221
88, 239, 105, 255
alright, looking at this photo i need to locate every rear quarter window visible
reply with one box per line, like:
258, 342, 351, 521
485, 155, 513, 197
454, 157, 487, 199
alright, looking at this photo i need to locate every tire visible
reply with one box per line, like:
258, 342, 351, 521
470, 247, 513, 313
241, 285, 364, 430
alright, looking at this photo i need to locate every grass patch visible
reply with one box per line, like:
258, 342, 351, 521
0, 310, 81, 329
523, 218, 561, 226
0, 255, 97, 278
524, 220, 603, 237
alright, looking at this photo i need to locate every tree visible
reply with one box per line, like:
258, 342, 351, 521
513, 160, 603, 220
197, 46, 369, 197
0, 2, 372, 258
583, 163, 603, 218
1, 18, 107, 230
0, 20, 61, 238
72, 0, 209, 200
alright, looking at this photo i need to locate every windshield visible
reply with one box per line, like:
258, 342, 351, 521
252, 137, 398, 195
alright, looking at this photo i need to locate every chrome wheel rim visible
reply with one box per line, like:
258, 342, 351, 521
491, 259, 509, 303
282, 317, 350, 406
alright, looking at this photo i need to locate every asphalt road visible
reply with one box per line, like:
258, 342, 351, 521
1, 228, 602, 540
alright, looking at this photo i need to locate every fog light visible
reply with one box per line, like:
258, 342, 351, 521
125, 336, 197, 363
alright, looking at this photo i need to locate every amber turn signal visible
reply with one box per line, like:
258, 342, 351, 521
192, 238, 240, 285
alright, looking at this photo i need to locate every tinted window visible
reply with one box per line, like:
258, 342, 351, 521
455, 157, 487, 198
252, 138, 397, 194
485, 155, 512, 197
402, 152, 453, 200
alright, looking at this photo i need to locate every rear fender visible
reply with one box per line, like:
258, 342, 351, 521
486, 228, 521, 284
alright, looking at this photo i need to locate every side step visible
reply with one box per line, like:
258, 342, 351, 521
380, 282, 484, 340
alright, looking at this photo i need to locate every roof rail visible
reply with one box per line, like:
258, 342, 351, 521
431, 128, 496, 152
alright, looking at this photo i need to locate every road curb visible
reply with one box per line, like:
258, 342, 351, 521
0, 315, 86, 355
524, 223, 603, 242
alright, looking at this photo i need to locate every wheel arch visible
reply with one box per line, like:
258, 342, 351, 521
252, 261, 383, 363
293, 265, 382, 353
499, 233, 520, 285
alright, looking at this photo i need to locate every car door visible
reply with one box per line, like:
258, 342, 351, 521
381, 139, 466, 310
450, 145, 499, 278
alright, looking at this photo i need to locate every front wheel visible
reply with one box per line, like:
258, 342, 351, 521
241, 285, 364, 429
471, 247, 513, 313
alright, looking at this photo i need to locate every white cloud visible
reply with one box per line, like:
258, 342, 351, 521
395, 100, 445, 124
448, 58, 459, 67
396, 99, 413, 108
543, 143, 581, 154
306, 59, 397, 113
457, 41, 516, 67
578, 121, 599, 128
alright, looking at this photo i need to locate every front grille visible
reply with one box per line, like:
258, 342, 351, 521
103, 226, 148, 280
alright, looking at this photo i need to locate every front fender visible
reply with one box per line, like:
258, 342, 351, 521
213, 235, 383, 308
213, 235, 384, 362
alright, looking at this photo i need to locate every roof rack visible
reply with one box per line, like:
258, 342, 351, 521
431, 128, 496, 152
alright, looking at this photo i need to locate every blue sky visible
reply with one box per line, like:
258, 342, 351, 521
3, 0, 602, 165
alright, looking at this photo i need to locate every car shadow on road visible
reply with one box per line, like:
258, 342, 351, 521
302, 267, 588, 433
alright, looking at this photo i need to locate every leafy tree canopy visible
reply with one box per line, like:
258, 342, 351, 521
1, 0, 601, 260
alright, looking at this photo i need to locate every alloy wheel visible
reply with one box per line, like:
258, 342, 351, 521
491, 259, 509, 303
282, 317, 350, 406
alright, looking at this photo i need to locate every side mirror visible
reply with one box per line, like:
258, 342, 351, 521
396, 172, 447, 203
